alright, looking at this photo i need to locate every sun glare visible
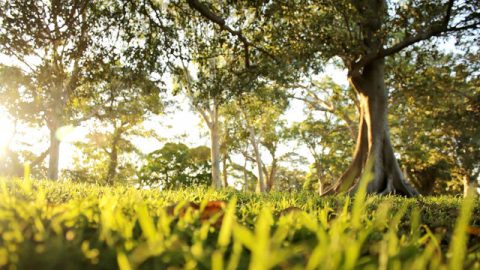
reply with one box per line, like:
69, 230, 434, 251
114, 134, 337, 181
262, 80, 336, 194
0, 114, 15, 155
55, 125, 86, 143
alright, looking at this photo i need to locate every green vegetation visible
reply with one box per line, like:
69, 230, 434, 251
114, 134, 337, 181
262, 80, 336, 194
0, 2, 478, 269
1, 178, 479, 269
1, 0, 479, 196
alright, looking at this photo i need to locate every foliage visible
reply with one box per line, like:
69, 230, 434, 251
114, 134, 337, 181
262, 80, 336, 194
62, 127, 138, 185
65, 64, 164, 185
1, 178, 480, 269
388, 50, 480, 194
138, 143, 212, 188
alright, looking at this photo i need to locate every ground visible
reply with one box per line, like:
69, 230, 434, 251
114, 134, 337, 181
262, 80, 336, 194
0, 178, 479, 269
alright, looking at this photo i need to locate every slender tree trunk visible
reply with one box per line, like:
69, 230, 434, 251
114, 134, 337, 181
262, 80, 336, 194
247, 125, 265, 193
463, 174, 478, 198
243, 156, 249, 191
240, 105, 266, 193
315, 162, 324, 194
222, 154, 228, 187
48, 127, 61, 180
105, 128, 122, 185
324, 59, 417, 196
210, 105, 222, 189
265, 160, 277, 192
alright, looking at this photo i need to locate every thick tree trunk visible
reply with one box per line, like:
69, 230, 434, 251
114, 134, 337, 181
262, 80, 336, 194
48, 127, 61, 180
324, 59, 417, 196
210, 105, 222, 189
463, 174, 478, 198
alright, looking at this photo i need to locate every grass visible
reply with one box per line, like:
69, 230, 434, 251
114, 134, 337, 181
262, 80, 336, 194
0, 177, 479, 269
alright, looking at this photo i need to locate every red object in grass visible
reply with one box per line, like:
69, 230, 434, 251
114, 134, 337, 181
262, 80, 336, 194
165, 200, 226, 228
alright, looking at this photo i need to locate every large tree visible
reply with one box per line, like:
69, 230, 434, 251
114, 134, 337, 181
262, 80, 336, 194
0, 0, 108, 180
172, 59, 228, 189
184, 0, 479, 196
168, 1, 266, 189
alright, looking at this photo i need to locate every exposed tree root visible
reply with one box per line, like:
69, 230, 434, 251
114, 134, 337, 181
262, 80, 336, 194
322, 59, 418, 197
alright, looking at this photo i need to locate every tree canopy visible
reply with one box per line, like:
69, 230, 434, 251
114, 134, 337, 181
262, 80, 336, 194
0, 0, 478, 196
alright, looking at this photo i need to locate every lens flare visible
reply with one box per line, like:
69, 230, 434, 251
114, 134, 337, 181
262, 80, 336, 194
55, 125, 85, 142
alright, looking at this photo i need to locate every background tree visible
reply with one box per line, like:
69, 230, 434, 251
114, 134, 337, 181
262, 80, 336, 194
289, 76, 357, 193
0, 65, 46, 177
64, 65, 163, 185
172, 58, 228, 189
138, 143, 211, 189
220, 86, 293, 192
0, 0, 111, 180
169, 1, 266, 189
387, 49, 480, 196
292, 115, 354, 193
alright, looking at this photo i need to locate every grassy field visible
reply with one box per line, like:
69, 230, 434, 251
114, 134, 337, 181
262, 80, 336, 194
1, 178, 479, 269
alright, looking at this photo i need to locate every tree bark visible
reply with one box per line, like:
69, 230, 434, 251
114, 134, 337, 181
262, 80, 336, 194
105, 127, 123, 185
243, 158, 248, 191
315, 162, 324, 194
463, 174, 478, 198
210, 104, 222, 189
324, 59, 417, 196
222, 154, 228, 187
47, 126, 61, 180
264, 160, 277, 192
247, 125, 266, 193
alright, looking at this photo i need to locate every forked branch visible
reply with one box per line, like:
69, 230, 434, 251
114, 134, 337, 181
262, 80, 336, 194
186, 0, 276, 67
352, 0, 478, 73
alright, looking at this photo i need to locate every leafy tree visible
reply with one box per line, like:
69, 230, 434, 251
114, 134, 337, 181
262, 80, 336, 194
169, 0, 265, 189
289, 76, 356, 193
63, 126, 137, 185
220, 86, 292, 192
172, 59, 228, 189
289, 77, 358, 139
387, 49, 480, 196
271, 166, 306, 192
68, 64, 162, 185
138, 143, 212, 189
292, 115, 354, 193
0, 0, 113, 180
185, 0, 479, 196
0, 66, 45, 177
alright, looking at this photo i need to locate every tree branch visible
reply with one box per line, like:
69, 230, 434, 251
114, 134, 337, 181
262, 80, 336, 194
186, 0, 277, 67
31, 148, 50, 167
352, 0, 479, 72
